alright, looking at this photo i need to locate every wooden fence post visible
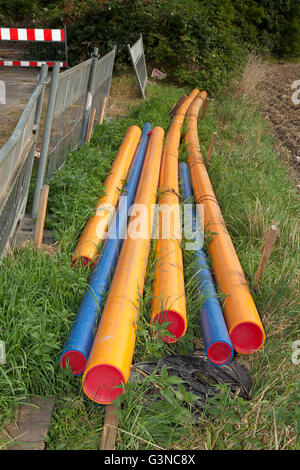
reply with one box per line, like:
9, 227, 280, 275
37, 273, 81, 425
86, 108, 97, 143
100, 404, 119, 450
34, 185, 49, 248
206, 132, 217, 166
253, 225, 278, 291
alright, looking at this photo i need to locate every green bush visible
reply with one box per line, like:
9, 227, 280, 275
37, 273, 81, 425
47, 0, 247, 93
0, 0, 299, 90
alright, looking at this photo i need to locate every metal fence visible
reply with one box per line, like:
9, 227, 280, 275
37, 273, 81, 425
92, 46, 116, 123
0, 37, 144, 256
46, 58, 94, 180
0, 65, 48, 259
128, 34, 147, 99
32, 46, 116, 217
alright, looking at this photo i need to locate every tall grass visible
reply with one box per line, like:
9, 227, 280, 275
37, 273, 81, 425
0, 81, 189, 449
188, 90, 300, 449
0, 76, 299, 449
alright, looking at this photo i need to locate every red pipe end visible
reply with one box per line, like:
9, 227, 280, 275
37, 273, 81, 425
153, 310, 187, 343
83, 365, 126, 404
230, 322, 265, 354
207, 341, 233, 365
71, 256, 97, 269
60, 350, 87, 376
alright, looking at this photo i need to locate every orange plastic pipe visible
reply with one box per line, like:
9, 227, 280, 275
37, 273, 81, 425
82, 127, 164, 404
185, 92, 265, 354
72, 125, 141, 266
150, 88, 200, 342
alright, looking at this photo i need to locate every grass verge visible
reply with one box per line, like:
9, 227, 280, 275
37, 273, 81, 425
0, 74, 299, 450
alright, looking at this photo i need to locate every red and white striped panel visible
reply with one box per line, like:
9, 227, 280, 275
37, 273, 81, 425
0, 60, 66, 67
0, 28, 65, 42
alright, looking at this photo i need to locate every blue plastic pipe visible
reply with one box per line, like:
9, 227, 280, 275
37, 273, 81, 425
179, 162, 233, 365
60, 123, 152, 375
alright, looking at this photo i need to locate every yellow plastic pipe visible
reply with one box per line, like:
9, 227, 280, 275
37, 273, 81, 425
82, 127, 164, 404
150, 88, 200, 342
185, 92, 265, 354
72, 125, 141, 266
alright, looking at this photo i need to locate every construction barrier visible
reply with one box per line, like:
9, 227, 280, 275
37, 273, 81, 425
185, 92, 265, 354
82, 126, 164, 404
0, 27, 67, 67
150, 89, 199, 343
60, 123, 151, 375
128, 34, 147, 99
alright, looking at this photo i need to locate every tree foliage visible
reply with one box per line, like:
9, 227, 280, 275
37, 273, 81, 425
0, 0, 299, 91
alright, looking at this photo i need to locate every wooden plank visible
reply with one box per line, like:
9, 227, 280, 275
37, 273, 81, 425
16, 215, 54, 246
100, 403, 119, 450
86, 108, 97, 143
169, 95, 187, 117
5, 396, 56, 450
253, 225, 278, 291
99, 96, 107, 125
34, 184, 49, 248
206, 132, 217, 166
199, 97, 209, 120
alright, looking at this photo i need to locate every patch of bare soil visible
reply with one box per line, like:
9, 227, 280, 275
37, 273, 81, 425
258, 62, 300, 182
107, 74, 143, 119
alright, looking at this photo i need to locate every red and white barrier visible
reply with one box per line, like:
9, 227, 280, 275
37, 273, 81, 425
0, 27, 67, 67
0, 28, 65, 42
0, 60, 66, 67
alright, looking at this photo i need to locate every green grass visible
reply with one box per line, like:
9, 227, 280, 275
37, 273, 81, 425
0, 76, 299, 450
188, 91, 300, 449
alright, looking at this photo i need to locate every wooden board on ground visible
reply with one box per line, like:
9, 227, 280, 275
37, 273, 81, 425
5, 396, 56, 450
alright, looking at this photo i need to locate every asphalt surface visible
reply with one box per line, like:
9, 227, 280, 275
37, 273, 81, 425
0, 67, 40, 147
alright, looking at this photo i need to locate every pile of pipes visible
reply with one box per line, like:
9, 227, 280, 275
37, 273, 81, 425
59, 89, 265, 405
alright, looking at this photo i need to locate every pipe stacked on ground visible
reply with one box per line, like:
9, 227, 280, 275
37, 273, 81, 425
82, 126, 164, 404
179, 162, 233, 365
185, 92, 265, 354
72, 125, 141, 267
60, 124, 151, 375
150, 88, 199, 343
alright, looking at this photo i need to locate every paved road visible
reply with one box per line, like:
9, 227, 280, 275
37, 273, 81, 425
0, 67, 40, 147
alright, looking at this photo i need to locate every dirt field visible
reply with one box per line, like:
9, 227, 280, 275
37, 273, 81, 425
0, 68, 39, 147
258, 62, 300, 182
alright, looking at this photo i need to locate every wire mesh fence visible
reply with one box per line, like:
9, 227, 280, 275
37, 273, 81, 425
32, 46, 116, 216
0, 38, 136, 255
45, 57, 94, 180
0, 65, 47, 259
46, 47, 116, 180
91, 46, 116, 123
128, 34, 147, 99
